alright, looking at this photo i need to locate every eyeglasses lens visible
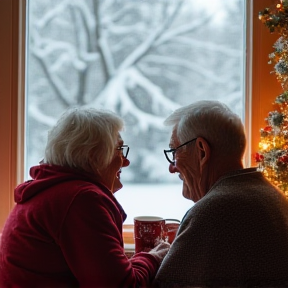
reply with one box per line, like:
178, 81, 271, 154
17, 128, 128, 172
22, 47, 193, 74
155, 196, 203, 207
123, 147, 127, 158
122, 146, 129, 158
169, 151, 175, 163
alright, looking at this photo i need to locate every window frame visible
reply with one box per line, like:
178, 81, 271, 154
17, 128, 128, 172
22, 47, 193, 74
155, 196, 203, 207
0, 0, 281, 231
0, 0, 26, 231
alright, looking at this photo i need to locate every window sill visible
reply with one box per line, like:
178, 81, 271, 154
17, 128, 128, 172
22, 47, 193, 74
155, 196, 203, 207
123, 224, 135, 258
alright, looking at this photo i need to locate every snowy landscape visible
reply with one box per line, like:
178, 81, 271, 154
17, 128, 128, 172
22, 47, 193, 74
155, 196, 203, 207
115, 183, 193, 224
25, 0, 244, 217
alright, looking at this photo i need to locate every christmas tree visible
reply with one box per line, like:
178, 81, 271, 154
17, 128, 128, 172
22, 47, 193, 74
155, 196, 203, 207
256, 0, 288, 196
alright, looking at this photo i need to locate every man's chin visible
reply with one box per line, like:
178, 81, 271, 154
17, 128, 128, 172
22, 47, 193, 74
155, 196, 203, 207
182, 181, 190, 200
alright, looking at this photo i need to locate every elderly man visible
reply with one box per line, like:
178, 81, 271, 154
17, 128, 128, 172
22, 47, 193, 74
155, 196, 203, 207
153, 100, 288, 287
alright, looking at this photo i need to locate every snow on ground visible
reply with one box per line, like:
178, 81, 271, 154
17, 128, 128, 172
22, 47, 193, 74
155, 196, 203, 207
114, 183, 194, 224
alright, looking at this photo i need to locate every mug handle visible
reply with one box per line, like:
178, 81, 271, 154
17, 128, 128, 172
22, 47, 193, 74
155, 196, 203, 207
163, 219, 180, 244
164, 218, 181, 223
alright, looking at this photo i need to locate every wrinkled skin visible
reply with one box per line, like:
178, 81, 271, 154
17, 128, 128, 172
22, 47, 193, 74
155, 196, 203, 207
100, 135, 130, 193
167, 127, 244, 202
168, 129, 211, 202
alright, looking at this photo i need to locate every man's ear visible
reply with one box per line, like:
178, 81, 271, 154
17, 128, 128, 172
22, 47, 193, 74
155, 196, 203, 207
196, 137, 210, 165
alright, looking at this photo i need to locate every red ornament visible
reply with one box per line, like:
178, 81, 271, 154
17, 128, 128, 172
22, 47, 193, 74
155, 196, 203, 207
255, 153, 264, 162
264, 126, 272, 132
278, 155, 288, 163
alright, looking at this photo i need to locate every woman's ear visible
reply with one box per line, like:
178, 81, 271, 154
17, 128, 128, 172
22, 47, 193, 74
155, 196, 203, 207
196, 137, 210, 165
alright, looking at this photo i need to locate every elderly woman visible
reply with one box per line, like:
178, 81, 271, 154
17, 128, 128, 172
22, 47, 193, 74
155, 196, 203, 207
0, 107, 169, 288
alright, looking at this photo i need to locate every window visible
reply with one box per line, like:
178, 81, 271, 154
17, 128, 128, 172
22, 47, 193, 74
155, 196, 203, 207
25, 0, 244, 223
0, 0, 281, 230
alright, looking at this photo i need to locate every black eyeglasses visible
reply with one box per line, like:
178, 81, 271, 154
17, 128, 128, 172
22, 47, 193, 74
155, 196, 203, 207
116, 144, 129, 158
164, 138, 197, 165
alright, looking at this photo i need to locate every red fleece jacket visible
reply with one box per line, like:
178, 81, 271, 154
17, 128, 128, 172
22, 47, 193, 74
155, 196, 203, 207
0, 164, 159, 288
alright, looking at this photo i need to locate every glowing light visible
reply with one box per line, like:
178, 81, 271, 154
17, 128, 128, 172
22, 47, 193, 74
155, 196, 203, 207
259, 142, 270, 150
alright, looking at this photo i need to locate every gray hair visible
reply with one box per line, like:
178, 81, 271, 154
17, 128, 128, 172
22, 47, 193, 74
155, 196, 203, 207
164, 100, 246, 159
44, 107, 124, 173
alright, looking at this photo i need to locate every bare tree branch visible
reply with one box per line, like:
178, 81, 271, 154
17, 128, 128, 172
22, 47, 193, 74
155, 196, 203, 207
155, 15, 213, 46
69, 5, 91, 105
27, 0, 244, 182
37, 0, 70, 29
127, 67, 181, 113
93, 0, 116, 80
142, 55, 227, 84
174, 37, 241, 56
31, 50, 71, 107
28, 102, 57, 127
117, 1, 184, 72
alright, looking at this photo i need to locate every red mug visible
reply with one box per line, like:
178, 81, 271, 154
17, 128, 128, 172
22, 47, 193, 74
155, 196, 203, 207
134, 216, 180, 253
164, 220, 181, 244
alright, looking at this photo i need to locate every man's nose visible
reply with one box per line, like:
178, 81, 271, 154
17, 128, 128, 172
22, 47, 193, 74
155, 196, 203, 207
122, 157, 130, 167
169, 163, 177, 173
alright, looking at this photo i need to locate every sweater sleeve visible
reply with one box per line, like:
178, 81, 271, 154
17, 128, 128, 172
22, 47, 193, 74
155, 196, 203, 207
59, 189, 159, 288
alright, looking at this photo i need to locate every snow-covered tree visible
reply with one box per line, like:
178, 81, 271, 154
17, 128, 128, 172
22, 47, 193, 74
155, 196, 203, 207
26, 0, 244, 182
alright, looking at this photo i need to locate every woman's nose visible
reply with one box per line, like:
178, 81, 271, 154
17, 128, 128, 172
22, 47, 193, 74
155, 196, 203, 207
169, 163, 177, 173
122, 157, 130, 167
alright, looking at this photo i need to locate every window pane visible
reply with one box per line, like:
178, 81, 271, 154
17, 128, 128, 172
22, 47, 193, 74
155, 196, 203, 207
26, 0, 245, 223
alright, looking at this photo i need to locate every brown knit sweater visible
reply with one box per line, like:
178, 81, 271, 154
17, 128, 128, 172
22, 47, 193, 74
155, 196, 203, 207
153, 168, 288, 288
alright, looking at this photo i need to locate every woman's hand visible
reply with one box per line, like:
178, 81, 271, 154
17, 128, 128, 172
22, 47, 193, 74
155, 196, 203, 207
148, 240, 170, 265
